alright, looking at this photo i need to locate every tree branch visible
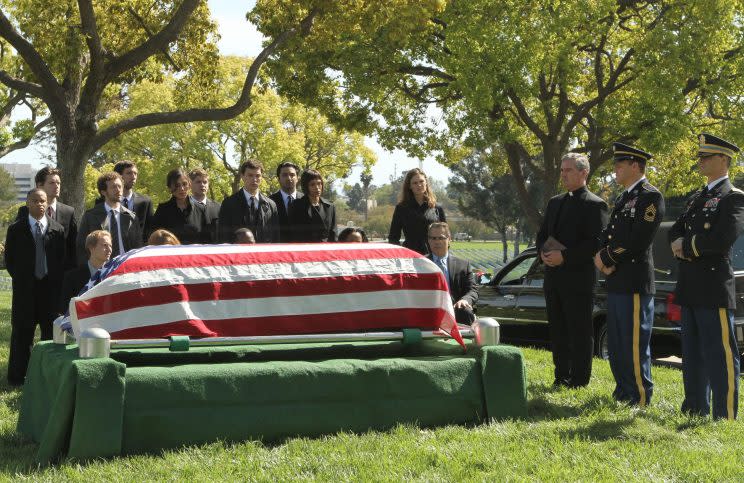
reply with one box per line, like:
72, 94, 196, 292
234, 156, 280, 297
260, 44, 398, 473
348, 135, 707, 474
0, 116, 52, 157
105, 0, 200, 81
0, 70, 44, 98
0, 8, 61, 98
91, 9, 319, 154
506, 89, 547, 142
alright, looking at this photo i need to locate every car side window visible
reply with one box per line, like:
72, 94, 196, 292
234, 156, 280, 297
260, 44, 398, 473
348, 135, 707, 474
500, 256, 536, 286
524, 257, 545, 287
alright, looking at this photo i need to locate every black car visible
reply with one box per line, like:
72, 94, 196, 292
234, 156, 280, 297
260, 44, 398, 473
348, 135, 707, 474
477, 222, 744, 359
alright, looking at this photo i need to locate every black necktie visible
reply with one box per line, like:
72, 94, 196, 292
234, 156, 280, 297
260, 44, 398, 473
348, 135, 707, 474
34, 221, 47, 279
110, 210, 121, 255
287, 196, 293, 211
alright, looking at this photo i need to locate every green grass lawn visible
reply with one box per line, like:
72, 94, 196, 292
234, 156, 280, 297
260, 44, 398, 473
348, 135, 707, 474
1, 291, 744, 480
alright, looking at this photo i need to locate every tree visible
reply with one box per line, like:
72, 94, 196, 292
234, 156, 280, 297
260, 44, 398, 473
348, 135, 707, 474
0, 164, 15, 204
344, 182, 365, 214
256, 0, 744, 230
0, 1, 319, 214
449, 149, 523, 262
0, 39, 52, 159
359, 172, 375, 221
99, 57, 377, 202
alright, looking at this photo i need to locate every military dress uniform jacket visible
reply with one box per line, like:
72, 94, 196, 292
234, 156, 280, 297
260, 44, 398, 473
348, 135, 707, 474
599, 181, 665, 294
669, 178, 744, 309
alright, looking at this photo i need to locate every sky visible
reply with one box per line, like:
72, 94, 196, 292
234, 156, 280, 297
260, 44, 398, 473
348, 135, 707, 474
3, 1, 454, 187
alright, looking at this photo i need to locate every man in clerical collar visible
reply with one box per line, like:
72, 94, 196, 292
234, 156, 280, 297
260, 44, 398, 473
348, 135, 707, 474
669, 132, 744, 420
536, 152, 609, 388
595, 142, 664, 407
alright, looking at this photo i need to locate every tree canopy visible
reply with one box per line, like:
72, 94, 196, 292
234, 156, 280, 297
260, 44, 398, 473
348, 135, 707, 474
254, 0, 744, 229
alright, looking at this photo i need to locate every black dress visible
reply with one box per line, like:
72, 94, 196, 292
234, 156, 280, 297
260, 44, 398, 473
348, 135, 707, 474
151, 197, 212, 244
388, 199, 446, 254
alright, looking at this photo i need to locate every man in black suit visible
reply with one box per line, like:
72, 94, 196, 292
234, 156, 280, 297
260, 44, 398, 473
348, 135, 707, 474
5, 188, 66, 385
218, 160, 279, 243
16, 166, 78, 268
536, 152, 609, 388
595, 143, 664, 407
60, 230, 112, 314
426, 222, 479, 325
96, 161, 153, 242
77, 172, 142, 261
189, 168, 221, 241
269, 162, 302, 242
669, 133, 744, 420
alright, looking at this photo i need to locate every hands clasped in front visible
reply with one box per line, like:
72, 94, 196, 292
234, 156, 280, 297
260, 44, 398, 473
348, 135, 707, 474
541, 249, 564, 268
593, 251, 616, 276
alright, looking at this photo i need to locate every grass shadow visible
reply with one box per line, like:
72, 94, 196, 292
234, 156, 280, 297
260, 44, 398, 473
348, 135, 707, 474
558, 416, 636, 441
527, 381, 619, 421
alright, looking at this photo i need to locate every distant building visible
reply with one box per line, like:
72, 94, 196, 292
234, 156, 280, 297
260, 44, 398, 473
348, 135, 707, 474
0, 163, 35, 201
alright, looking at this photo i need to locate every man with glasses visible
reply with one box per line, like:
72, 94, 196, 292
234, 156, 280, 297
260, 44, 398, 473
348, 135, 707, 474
670, 133, 744, 420
426, 222, 479, 325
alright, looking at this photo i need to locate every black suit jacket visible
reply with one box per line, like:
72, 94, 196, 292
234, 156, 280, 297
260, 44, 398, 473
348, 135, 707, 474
217, 190, 279, 243
59, 264, 93, 314
288, 196, 337, 242
77, 203, 142, 261
428, 253, 479, 305
17, 201, 78, 268
5, 216, 66, 325
670, 178, 744, 308
96, 192, 153, 242
269, 190, 303, 242
536, 186, 609, 293
192, 197, 221, 243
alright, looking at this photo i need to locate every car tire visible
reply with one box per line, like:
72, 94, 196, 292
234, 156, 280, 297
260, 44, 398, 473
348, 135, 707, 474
594, 318, 609, 360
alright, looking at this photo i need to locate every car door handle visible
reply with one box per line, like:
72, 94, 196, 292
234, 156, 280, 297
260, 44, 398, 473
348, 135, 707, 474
503, 294, 515, 300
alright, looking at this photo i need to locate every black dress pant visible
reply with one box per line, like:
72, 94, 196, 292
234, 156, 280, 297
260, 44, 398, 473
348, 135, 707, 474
544, 287, 594, 387
8, 277, 54, 385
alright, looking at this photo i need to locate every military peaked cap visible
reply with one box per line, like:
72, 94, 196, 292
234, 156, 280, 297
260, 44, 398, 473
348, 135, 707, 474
697, 133, 740, 159
613, 142, 652, 164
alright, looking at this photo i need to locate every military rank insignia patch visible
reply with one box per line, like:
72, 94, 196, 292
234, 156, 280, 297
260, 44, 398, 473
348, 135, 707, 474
644, 204, 656, 222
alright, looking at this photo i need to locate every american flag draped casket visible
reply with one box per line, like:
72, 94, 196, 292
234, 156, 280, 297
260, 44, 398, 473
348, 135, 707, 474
69, 243, 464, 347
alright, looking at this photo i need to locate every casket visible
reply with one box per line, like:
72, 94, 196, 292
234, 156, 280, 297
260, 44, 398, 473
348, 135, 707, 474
69, 243, 462, 345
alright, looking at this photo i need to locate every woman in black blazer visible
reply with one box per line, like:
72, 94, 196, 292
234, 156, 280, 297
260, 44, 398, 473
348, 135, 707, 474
151, 169, 212, 244
388, 168, 446, 254
288, 169, 337, 242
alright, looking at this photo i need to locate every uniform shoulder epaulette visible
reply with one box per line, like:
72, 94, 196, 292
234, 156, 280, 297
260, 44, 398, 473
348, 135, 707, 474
730, 186, 744, 195
642, 181, 658, 192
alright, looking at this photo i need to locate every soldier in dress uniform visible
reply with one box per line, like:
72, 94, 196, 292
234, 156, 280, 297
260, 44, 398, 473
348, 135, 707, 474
595, 143, 664, 406
669, 133, 744, 420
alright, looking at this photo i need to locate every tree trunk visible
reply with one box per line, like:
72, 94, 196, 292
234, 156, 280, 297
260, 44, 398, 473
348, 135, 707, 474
501, 231, 508, 262
56, 123, 96, 219
514, 226, 520, 257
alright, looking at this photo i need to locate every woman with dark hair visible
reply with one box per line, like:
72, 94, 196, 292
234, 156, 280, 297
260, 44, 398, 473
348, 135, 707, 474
151, 169, 211, 244
288, 169, 337, 242
388, 168, 446, 254
338, 227, 368, 243
147, 229, 181, 246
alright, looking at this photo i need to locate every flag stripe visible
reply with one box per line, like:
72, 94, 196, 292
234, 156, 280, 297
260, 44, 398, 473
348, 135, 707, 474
76, 257, 441, 300
107, 308, 447, 339
73, 289, 452, 336
75, 272, 447, 320
110, 246, 423, 276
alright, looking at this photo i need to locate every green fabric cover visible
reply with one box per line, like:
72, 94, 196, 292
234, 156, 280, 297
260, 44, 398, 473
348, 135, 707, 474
17, 339, 527, 464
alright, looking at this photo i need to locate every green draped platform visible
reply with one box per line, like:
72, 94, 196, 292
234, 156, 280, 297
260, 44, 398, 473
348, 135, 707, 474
17, 339, 527, 464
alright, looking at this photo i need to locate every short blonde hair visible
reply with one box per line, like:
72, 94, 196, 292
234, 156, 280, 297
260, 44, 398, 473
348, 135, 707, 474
85, 230, 111, 256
